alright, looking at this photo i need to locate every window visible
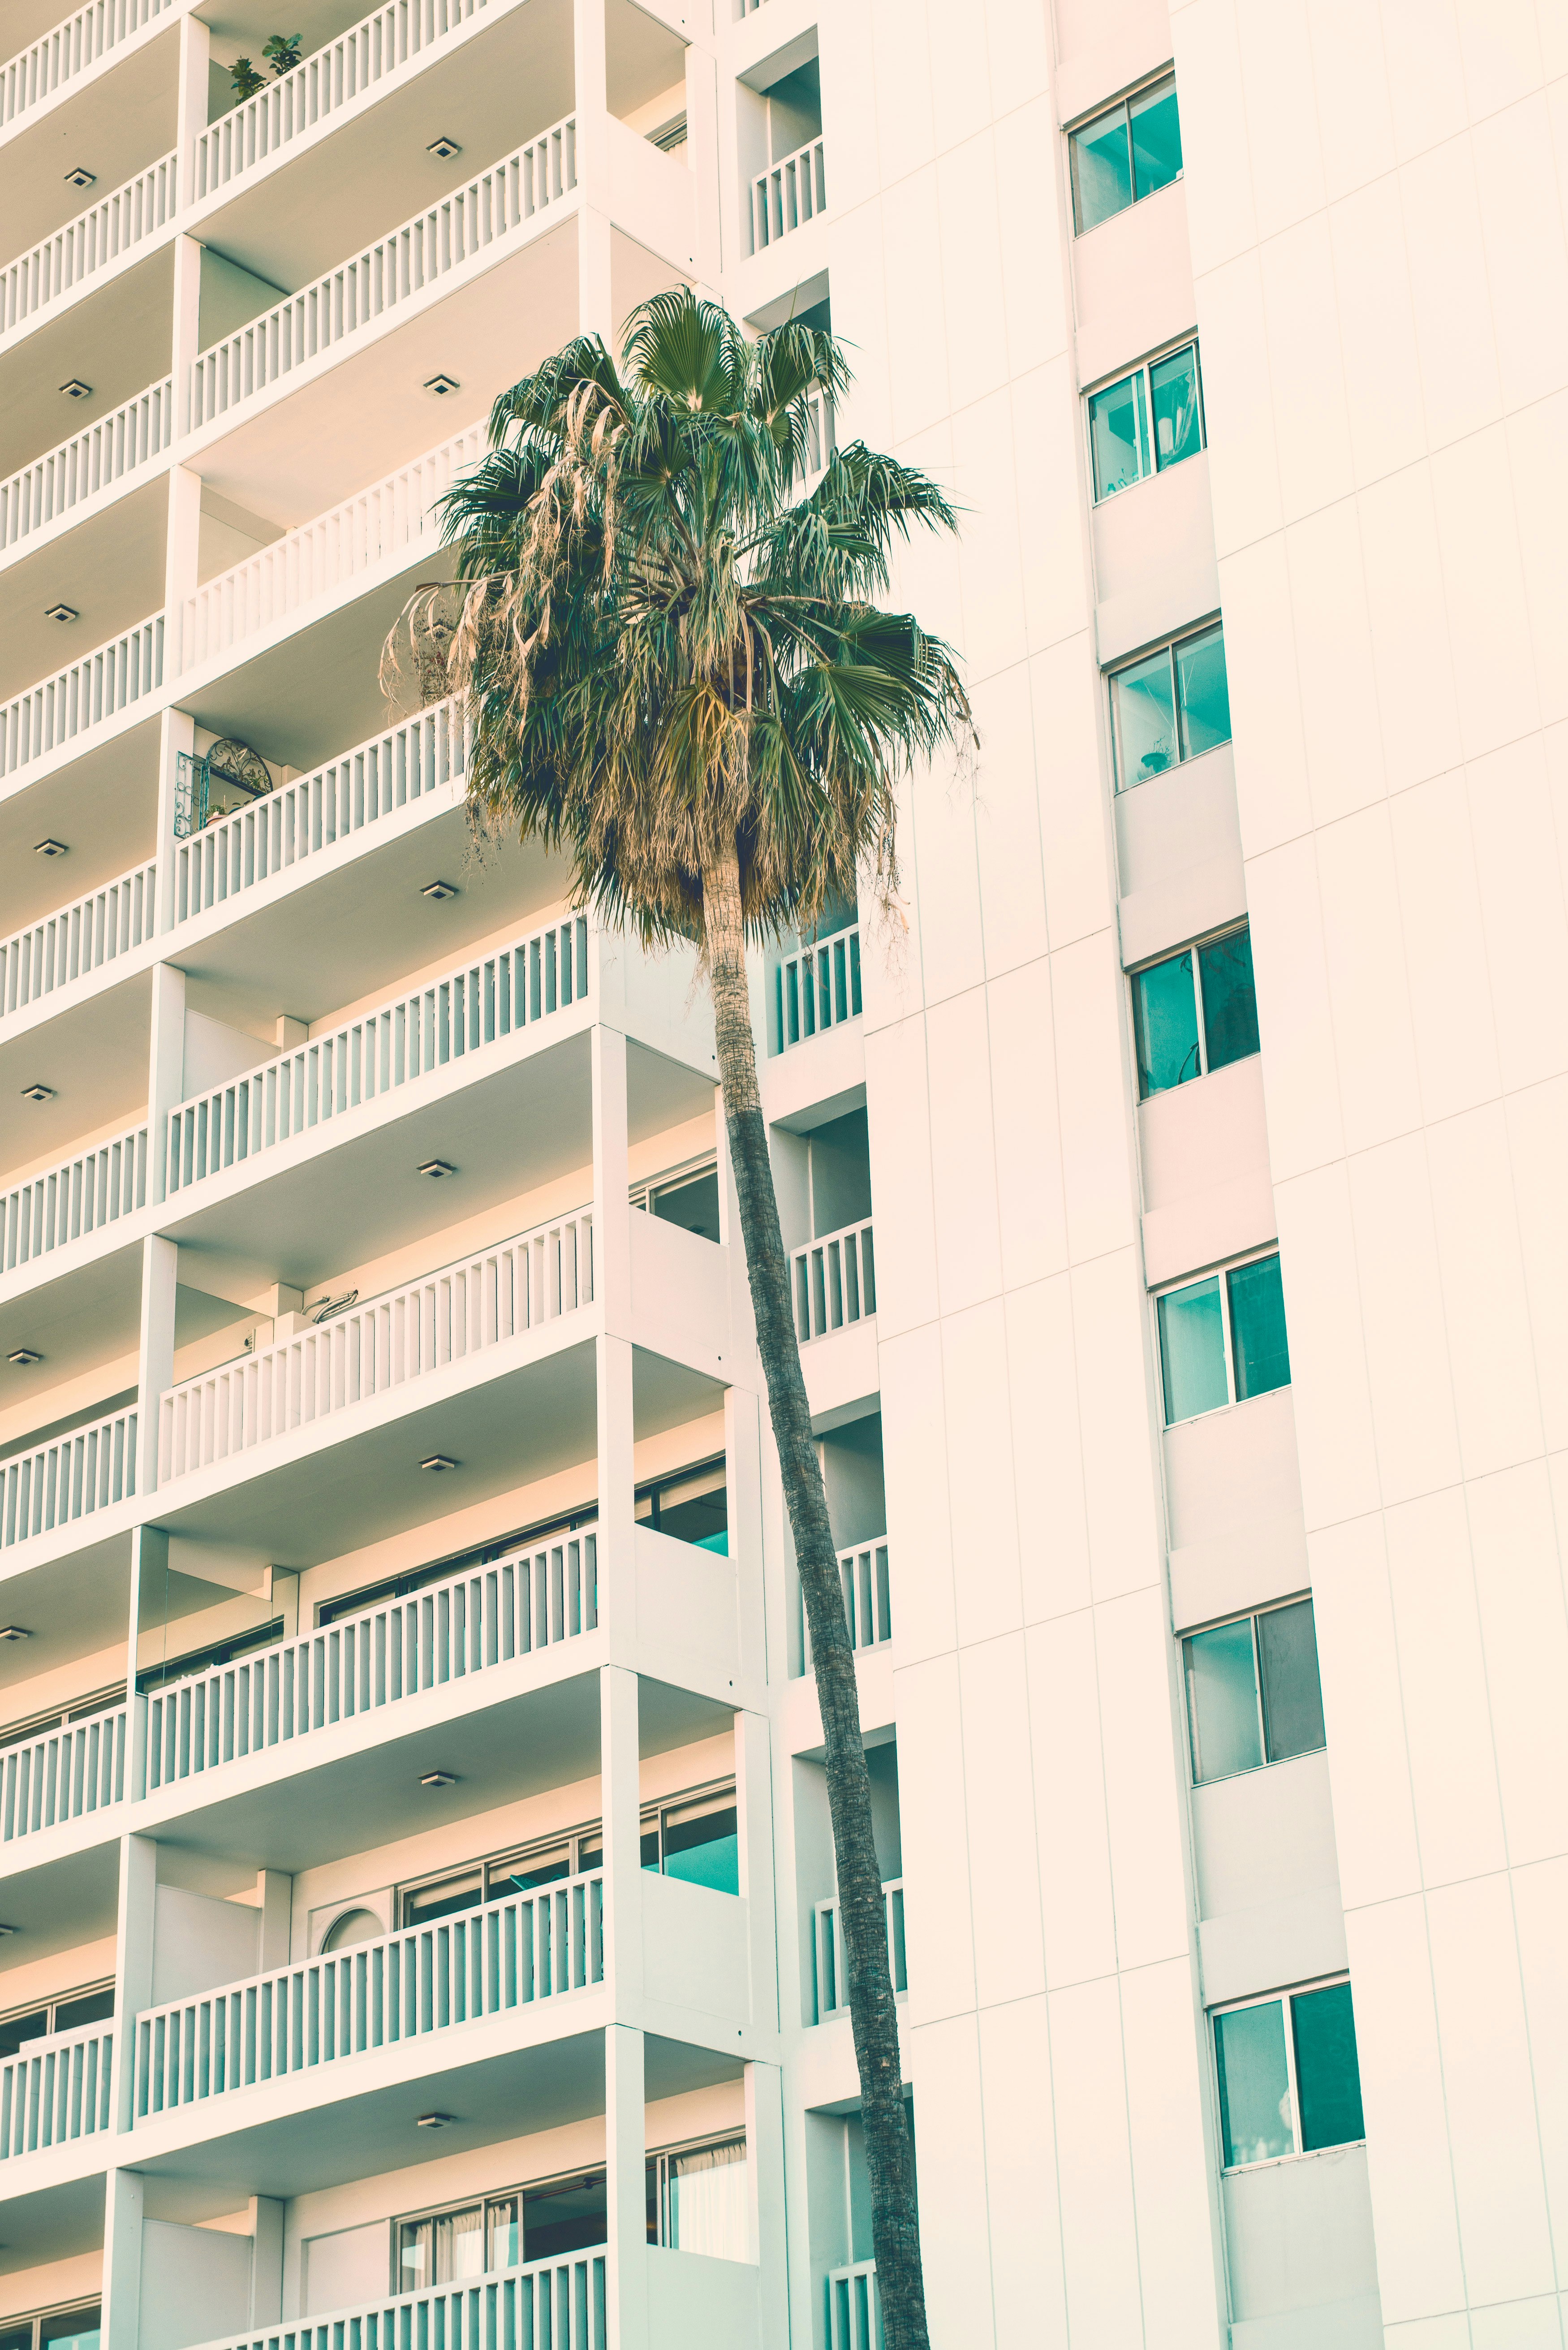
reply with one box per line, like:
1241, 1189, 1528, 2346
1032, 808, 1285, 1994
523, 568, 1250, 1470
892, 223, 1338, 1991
646, 2136, 750, 2260
1132, 924, 1259, 1099
396, 2173, 607, 2289
642, 1782, 739, 1895
1110, 622, 1231, 789
635, 1455, 728, 1552
1214, 1979, 1365, 2169
1158, 1251, 1290, 1425
317, 1508, 594, 1628
1185, 1599, 1326, 1785
1069, 74, 1182, 232
0, 2306, 101, 2350
0, 1687, 124, 1753
630, 1155, 720, 1244
400, 1826, 603, 1929
0, 1986, 113, 2060
137, 1618, 283, 1695
1088, 342, 1205, 501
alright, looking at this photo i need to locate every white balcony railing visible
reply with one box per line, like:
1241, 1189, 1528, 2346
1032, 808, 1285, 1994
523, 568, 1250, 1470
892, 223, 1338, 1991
176, 695, 465, 921
828, 2259, 880, 2350
0, 1702, 128, 1840
164, 911, 588, 1193
186, 2256, 606, 2350
142, 1525, 598, 1793
0, 860, 156, 1021
0, 0, 175, 138
158, 1209, 594, 1480
135, 1870, 603, 2117
0, 151, 178, 341
0, 377, 173, 558
802, 1537, 891, 1670
775, 919, 860, 1052
792, 1216, 875, 1342
0, 612, 163, 782
193, 0, 495, 200
750, 134, 825, 252
812, 1881, 906, 2024
177, 422, 483, 674
0, 1403, 137, 1558
1, 1120, 149, 1279
0, 2018, 115, 2158
190, 119, 576, 428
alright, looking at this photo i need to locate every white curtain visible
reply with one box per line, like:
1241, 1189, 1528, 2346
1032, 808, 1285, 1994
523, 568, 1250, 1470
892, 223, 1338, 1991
667, 2143, 750, 2261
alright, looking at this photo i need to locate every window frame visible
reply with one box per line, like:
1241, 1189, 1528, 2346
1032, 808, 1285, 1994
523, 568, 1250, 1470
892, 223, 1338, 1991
646, 2129, 750, 2251
641, 1774, 741, 1888
0, 2301, 103, 2350
397, 1823, 605, 1929
1183, 1595, 1325, 1788
390, 2166, 607, 2290
1086, 337, 1206, 503
1155, 1246, 1288, 1426
1108, 619, 1231, 791
1130, 920, 1255, 1101
1066, 70, 1183, 235
1211, 1975, 1365, 2174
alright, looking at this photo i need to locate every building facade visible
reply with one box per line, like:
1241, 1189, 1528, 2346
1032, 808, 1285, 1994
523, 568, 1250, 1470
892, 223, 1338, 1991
0, 1, 1563, 2347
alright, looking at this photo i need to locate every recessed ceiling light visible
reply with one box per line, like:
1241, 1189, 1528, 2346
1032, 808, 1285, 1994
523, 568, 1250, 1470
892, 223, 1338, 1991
0, 1628, 30, 1642
44, 604, 79, 624
423, 372, 461, 397
59, 379, 92, 401
34, 839, 68, 858
0, 1925, 16, 1938
20, 1084, 54, 1104
416, 2112, 455, 2127
419, 1771, 458, 1788
421, 879, 458, 901
417, 1159, 457, 1180
420, 1453, 459, 1472
63, 166, 96, 190
8, 1351, 42, 1368
426, 136, 461, 160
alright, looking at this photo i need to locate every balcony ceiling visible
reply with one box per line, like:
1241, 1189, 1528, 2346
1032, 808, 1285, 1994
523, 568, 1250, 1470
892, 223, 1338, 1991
0, 475, 167, 710
0, 241, 174, 485
0, 962, 151, 1178
0, 2169, 104, 2279
0, 24, 178, 261
0, 716, 160, 942
0, 1832, 120, 1987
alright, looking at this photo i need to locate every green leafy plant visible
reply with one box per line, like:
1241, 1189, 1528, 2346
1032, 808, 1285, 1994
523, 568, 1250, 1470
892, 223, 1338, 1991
228, 56, 266, 98
385, 288, 976, 2350
263, 31, 303, 73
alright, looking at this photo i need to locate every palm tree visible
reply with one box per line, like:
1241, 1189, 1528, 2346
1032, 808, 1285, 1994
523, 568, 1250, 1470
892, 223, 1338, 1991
387, 287, 974, 2350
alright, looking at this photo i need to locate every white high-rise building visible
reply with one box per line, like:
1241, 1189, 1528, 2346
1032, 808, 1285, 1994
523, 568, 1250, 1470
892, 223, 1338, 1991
0, 1, 1562, 2346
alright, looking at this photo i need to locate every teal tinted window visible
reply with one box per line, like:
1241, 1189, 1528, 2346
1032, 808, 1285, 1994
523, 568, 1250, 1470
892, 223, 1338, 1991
1292, 1982, 1364, 2151
1070, 108, 1133, 230
1176, 625, 1232, 757
1112, 647, 1177, 786
1150, 343, 1203, 470
1185, 1618, 1263, 1783
1130, 75, 1182, 197
1133, 950, 1200, 1097
1215, 2001, 1293, 2167
661, 1799, 739, 1894
1228, 1255, 1290, 1400
1088, 370, 1150, 499
1258, 1600, 1326, 1762
1198, 928, 1259, 1069
1159, 1277, 1228, 1423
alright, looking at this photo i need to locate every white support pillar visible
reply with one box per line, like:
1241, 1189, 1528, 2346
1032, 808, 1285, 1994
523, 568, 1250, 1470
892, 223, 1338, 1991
746, 2060, 789, 2350
147, 959, 185, 1207
111, 1833, 157, 2130
604, 2023, 648, 2350
162, 458, 202, 678
736, 1707, 779, 2031
127, 1526, 164, 1798
572, 0, 614, 341
257, 1871, 292, 1970
137, 1234, 178, 1494
102, 2168, 146, 2350
155, 704, 194, 934
593, 1019, 637, 1657
727, 1383, 767, 1687
600, 1663, 643, 2010
248, 2199, 284, 2325
592, 1022, 633, 1340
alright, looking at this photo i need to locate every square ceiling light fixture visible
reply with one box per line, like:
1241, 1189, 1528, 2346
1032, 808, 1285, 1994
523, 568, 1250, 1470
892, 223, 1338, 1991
59, 379, 92, 401
420, 1454, 459, 1473
8, 1350, 42, 1368
426, 135, 461, 160
417, 1159, 457, 1180
63, 166, 96, 190
423, 372, 461, 398
44, 603, 78, 624
34, 839, 68, 858
20, 1084, 54, 1103
0, 1627, 30, 1642
419, 1771, 458, 1789
421, 879, 458, 901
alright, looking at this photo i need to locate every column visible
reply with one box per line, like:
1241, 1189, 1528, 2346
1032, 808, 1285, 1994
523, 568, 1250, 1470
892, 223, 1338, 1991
571, 0, 614, 340
592, 1020, 636, 1658
101, 2169, 146, 2350
110, 1833, 157, 2131
147, 959, 185, 1208
154, 705, 194, 934
599, 1663, 643, 2009
604, 2023, 648, 2350
136, 1234, 177, 1495
735, 1707, 778, 2032
746, 2061, 789, 2350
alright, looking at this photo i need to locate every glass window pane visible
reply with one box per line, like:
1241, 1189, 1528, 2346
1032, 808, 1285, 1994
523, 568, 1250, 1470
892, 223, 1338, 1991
0, 2325, 33, 2350
1130, 75, 1183, 198
486, 2197, 520, 2272
1258, 1600, 1327, 1763
1159, 1277, 1229, 1424
1215, 2001, 1294, 2167
398, 2220, 432, 2293
39, 2316, 98, 2350
1291, 1982, 1365, 2151
661, 1797, 740, 1895
404, 1873, 481, 1927
1132, 951, 1201, 1098
488, 1845, 569, 1897
0, 2005, 49, 2058
1150, 343, 1203, 470
1198, 928, 1260, 1071
1112, 648, 1177, 789
666, 2140, 750, 2260
53, 1987, 114, 2035
434, 2207, 483, 2284
522, 2172, 607, 2262
1088, 371, 1150, 500
1228, 1255, 1291, 1401
652, 1168, 720, 1243
1175, 625, 1232, 758
1070, 105, 1133, 231
1185, 1620, 1264, 1783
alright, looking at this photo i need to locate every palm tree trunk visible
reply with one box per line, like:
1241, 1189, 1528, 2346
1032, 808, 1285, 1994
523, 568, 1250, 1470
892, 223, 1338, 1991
701, 841, 929, 2350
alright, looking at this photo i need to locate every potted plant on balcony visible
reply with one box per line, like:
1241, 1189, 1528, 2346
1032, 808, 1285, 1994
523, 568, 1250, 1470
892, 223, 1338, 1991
385, 289, 974, 2350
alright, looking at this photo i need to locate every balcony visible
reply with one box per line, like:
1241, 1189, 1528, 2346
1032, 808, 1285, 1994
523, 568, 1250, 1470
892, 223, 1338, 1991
775, 919, 861, 1055
0, 149, 177, 349
811, 1880, 905, 2024
0, 857, 156, 1024
192, 2259, 605, 2350
827, 2259, 879, 2350
801, 1537, 891, 1669
0, 1397, 137, 1563
792, 1216, 874, 1343
749, 134, 825, 253
0, 607, 163, 787
0, 2012, 115, 2161
0, 376, 172, 566
0, 1697, 128, 1844
0, 0, 175, 144
0, 1117, 148, 1283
